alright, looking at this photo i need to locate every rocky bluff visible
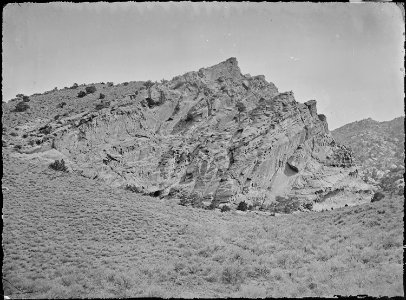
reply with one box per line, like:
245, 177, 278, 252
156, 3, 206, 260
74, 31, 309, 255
16, 58, 373, 208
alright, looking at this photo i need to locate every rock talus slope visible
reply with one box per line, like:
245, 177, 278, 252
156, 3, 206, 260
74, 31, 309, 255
6, 58, 372, 207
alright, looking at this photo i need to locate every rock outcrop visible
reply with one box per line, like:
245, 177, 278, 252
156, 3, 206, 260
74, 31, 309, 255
6, 58, 373, 208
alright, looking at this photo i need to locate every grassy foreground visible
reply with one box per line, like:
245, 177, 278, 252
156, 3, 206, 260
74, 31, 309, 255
2, 154, 404, 298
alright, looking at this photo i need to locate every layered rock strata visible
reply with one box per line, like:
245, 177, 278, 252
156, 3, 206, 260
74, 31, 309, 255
8, 58, 372, 207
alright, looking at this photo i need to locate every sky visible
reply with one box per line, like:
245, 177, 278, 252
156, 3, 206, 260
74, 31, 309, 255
2, 2, 404, 129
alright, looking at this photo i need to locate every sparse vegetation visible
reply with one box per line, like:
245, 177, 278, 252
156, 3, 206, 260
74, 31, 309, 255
185, 112, 194, 122
125, 184, 142, 193
220, 205, 231, 212
95, 101, 110, 111
57, 102, 66, 108
85, 86, 97, 94
77, 91, 87, 98
14, 101, 30, 112
371, 191, 385, 203
70, 83, 78, 89
2, 155, 404, 298
49, 159, 68, 172
237, 201, 248, 211
144, 80, 154, 89
99, 93, 105, 99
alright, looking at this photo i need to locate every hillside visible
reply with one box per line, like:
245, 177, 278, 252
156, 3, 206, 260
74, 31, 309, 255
332, 117, 404, 194
2, 153, 403, 298
2, 58, 373, 212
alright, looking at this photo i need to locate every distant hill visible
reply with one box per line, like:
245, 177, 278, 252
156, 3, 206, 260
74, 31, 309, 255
332, 117, 404, 194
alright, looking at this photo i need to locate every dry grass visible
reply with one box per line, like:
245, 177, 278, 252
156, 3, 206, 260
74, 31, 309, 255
2, 153, 404, 298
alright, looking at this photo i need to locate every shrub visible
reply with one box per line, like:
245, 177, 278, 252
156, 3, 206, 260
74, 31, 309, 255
10, 132, 18, 137
39, 126, 52, 135
179, 194, 203, 208
221, 205, 231, 212
95, 101, 110, 110
185, 113, 194, 122
123, 82, 129, 86
57, 102, 67, 108
237, 201, 248, 211
236, 101, 246, 113
49, 159, 68, 172
371, 191, 385, 203
221, 264, 245, 284
125, 185, 142, 193
303, 202, 313, 210
107, 82, 114, 87
145, 80, 154, 87
14, 101, 30, 112
179, 198, 189, 206
70, 83, 79, 89
99, 93, 105, 99
16, 93, 25, 98
22, 95, 30, 102
77, 91, 87, 98
85, 86, 97, 94
205, 202, 217, 210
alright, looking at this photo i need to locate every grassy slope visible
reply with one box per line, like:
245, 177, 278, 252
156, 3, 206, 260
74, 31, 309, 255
2, 153, 404, 298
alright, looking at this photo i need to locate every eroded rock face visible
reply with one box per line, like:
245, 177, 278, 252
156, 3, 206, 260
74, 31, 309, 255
10, 57, 372, 207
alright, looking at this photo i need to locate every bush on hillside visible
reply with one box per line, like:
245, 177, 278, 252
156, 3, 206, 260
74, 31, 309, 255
85, 86, 97, 94
39, 125, 52, 135
49, 159, 68, 172
371, 191, 385, 203
95, 101, 110, 111
107, 82, 114, 87
77, 91, 87, 98
221, 205, 231, 212
99, 93, 105, 99
237, 201, 248, 211
123, 82, 129, 86
125, 185, 142, 193
144, 80, 154, 89
70, 83, 79, 89
22, 95, 30, 102
57, 102, 67, 108
16, 93, 25, 98
179, 194, 203, 208
236, 101, 246, 113
185, 113, 194, 122
14, 101, 30, 112
302, 202, 313, 210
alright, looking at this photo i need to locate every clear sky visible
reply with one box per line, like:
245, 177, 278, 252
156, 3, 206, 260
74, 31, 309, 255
2, 2, 404, 129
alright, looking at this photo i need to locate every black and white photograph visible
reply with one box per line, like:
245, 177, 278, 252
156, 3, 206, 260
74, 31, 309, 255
2, 2, 404, 298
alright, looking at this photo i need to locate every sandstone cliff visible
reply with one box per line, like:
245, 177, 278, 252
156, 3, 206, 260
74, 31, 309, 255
5, 58, 372, 209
